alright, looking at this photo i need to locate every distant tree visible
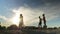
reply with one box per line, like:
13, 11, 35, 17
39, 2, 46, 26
7, 24, 18, 30
48, 28, 53, 30
0, 26, 6, 30
2, 26, 6, 30
0, 25, 2, 30
59, 27, 60, 29
54, 27, 57, 29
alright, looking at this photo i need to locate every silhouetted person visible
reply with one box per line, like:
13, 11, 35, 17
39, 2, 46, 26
19, 14, 24, 28
42, 14, 46, 26
38, 16, 42, 28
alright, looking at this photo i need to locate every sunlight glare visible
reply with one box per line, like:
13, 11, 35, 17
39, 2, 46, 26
12, 10, 20, 26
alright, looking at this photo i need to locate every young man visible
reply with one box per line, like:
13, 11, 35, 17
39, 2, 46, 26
42, 14, 46, 26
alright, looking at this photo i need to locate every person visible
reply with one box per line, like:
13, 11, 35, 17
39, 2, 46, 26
38, 16, 42, 28
42, 14, 46, 26
19, 14, 24, 28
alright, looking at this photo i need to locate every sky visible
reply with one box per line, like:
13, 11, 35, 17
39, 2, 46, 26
0, 0, 60, 27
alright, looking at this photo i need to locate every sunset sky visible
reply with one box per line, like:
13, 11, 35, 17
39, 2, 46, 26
0, 0, 60, 27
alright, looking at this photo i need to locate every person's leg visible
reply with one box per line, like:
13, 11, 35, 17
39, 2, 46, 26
44, 20, 46, 26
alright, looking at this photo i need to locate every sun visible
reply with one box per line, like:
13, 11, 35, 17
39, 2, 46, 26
12, 12, 20, 26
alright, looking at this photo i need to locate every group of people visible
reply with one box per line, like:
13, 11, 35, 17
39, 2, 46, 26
38, 14, 47, 28
19, 14, 47, 28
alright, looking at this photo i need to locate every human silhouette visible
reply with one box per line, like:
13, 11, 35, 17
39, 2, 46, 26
42, 14, 46, 26
38, 16, 42, 28
19, 14, 24, 28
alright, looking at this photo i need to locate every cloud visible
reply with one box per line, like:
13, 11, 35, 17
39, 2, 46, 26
18, 0, 60, 8
0, 15, 7, 20
0, 15, 12, 26
10, 6, 59, 27
0, 0, 60, 27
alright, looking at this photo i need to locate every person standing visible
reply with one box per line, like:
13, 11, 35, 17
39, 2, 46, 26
42, 14, 47, 29
19, 14, 24, 28
38, 16, 42, 28
42, 14, 46, 26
